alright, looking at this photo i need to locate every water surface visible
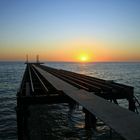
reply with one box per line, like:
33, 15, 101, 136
0, 62, 140, 139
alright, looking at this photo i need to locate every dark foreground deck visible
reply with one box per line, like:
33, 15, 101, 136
16, 63, 140, 140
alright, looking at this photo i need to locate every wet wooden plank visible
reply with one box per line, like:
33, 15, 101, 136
34, 65, 140, 140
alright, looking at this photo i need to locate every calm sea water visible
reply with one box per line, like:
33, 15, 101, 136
0, 62, 140, 140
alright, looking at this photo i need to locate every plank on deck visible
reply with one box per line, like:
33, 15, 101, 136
33, 65, 140, 140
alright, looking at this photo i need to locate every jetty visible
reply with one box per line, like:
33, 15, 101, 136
16, 63, 140, 140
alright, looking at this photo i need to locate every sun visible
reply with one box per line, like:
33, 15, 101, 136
79, 54, 89, 62
77, 52, 91, 62
81, 56, 87, 61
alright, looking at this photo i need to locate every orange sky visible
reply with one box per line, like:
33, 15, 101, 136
0, 38, 140, 62
1, 1, 140, 62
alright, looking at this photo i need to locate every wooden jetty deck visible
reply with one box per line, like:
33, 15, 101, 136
16, 63, 140, 140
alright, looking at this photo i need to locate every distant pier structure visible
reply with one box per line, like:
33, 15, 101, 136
25, 54, 28, 63
36, 54, 40, 63
25, 54, 44, 64
16, 62, 140, 140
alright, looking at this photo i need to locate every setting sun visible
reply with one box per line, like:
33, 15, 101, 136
79, 53, 90, 62
81, 56, 88, 61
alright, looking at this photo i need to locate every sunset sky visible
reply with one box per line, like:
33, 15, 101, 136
0, 0, 140, 62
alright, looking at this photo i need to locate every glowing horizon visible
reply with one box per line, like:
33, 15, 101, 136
0, 0, 140, 62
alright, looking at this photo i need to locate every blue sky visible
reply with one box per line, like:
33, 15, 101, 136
0, 0, 140, 61
1, 0, 140, 41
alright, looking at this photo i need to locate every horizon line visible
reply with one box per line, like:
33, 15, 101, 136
0, 60, 140, 63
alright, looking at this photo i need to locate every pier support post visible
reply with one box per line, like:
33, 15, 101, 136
16, 106, 23, 140
128, 97, 136, 112
68, 99, 77, 112
83, 108, 97, 129
16, 97, 30, 140
126, 88, 136, 112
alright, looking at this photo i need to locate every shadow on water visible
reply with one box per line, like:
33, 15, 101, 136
27, 103, 122, 140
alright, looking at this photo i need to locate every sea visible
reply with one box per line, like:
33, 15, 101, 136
0, 62, 140, 140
